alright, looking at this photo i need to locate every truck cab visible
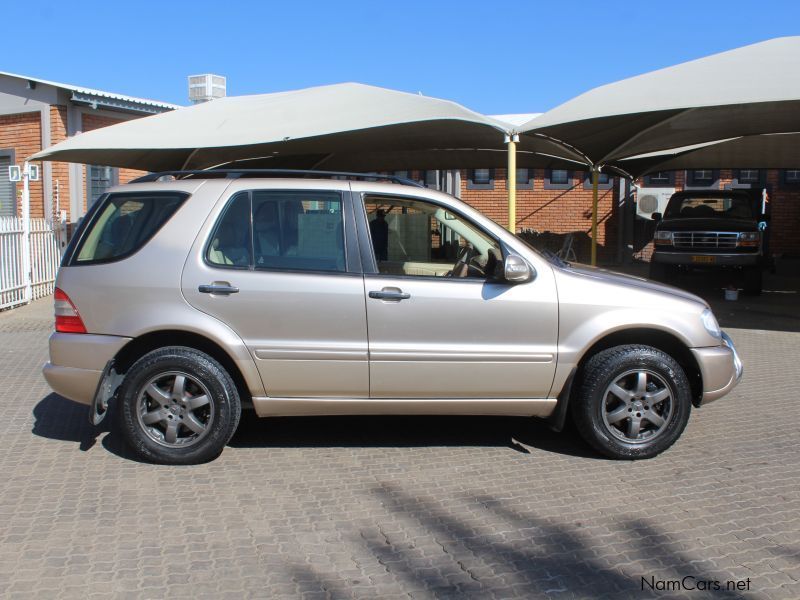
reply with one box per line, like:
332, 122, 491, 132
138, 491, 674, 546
649, 190, 766, 294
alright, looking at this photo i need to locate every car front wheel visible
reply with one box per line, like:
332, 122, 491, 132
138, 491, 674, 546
117, 346, 241, 465
571, 345, 692, 459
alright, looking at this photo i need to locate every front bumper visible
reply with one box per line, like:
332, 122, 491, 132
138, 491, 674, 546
690, 331, 743, 405
42, 333, 131, 405
653, 251, 759, 266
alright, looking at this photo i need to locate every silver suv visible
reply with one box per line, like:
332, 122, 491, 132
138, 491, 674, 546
43, 171, 742, 464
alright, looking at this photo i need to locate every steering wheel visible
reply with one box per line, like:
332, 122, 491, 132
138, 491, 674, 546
449, 245, 475, 278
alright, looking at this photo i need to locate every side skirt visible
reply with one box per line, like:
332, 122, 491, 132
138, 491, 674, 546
251, 396, 557, 418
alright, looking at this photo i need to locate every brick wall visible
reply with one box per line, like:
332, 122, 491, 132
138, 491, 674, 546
0, 112, 43, 218
457, 168, 620, 263
767, 170, 800, 256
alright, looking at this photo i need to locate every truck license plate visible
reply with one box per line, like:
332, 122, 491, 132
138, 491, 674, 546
691, 256, 716, 264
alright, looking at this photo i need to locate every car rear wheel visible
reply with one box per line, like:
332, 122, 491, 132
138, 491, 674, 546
117, 346, 241, 464
571, 345, 692, 459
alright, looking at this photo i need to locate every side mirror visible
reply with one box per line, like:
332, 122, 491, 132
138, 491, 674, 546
504, 254, 533, 283
651, 212, 662, 222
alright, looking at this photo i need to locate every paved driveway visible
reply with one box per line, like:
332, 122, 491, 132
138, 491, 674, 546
0, 293, 798, 599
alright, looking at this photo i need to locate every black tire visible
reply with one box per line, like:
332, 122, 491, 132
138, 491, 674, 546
117, 346, 241, 465
742, 266, 763, 296
571, 345, 692, 459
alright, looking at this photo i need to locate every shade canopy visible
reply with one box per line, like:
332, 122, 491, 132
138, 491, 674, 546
616, 133, 800, 177
30, 82, 586, 171
519, 37, 800, 165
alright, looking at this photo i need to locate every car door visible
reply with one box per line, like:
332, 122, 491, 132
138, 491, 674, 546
182, 183, 369, 398
358, 192, 559, 399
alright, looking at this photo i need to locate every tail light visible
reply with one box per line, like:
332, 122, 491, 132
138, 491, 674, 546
54, 288, 87, 333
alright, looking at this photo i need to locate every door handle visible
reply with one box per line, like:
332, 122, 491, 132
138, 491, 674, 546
369, 290, 410, 301
198, 283, 239, 295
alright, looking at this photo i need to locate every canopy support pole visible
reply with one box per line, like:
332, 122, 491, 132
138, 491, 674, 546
506, 134, 518, 233
590, 166, 599, 266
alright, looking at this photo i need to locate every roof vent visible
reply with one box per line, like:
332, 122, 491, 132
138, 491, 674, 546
188, 74, 226, 104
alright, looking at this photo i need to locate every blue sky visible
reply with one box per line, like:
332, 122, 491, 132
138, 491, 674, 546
7, 0, 800, 114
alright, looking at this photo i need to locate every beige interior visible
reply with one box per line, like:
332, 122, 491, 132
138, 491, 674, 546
377, 260, 453, 277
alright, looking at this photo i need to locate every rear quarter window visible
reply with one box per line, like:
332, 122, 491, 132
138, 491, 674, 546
70, 192, 188, 265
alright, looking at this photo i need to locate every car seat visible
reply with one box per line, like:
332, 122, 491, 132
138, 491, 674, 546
209, 221, 249, 266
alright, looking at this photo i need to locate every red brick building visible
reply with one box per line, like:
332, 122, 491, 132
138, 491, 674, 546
0, 71, 177, 222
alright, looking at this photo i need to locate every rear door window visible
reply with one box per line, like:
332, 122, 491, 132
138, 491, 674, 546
207, 190, 346, 273
72, 193, 187, 264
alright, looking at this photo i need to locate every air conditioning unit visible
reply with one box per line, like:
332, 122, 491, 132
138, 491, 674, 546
636, 187, 674, 219
188, 74, 226, 104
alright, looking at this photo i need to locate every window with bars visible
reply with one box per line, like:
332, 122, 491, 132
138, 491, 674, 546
87, 165, 118, 206
544, 169, 572, 189
582, 171, 613, 190
0, 151, 15, 217
466, 168, 494, 190
737, 169, 760, 183
423, 170, 440, 190
783, 169, 800, 184
642, 171, 674, 187
516, 168, 533, 189
686, 169, 719, 188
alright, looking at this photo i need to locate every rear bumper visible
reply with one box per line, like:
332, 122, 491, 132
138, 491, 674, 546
42, 333, 131, 405
691, 331, 743, 405
653, 251, 759, 266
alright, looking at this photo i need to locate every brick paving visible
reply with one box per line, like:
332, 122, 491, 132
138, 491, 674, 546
0, 287, 798, 599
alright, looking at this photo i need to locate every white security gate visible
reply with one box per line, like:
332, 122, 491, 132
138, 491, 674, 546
0, 216, 62, 310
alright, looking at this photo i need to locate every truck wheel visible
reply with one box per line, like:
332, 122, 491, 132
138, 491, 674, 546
571, 345, 692, 459
742, 267, 763, 296
117, 346, 241, 465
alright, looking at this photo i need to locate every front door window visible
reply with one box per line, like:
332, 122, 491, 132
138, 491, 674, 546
364, 196, 502, 279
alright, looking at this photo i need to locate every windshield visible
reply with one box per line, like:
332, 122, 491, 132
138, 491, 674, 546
515, 234, 569, 267
664, 195, 754, 220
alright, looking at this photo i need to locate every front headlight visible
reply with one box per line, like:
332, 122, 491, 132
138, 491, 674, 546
738, 231, 759, 247
701, 308, 721, 339
654, 230, 673, 245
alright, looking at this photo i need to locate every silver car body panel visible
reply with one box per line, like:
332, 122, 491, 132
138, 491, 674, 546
180, 179, 369, 398
43, 332, 131, 405
43, 177, 741, 418
251, 396, 556, 417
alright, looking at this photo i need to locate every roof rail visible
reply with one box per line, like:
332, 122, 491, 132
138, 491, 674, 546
130, 168, 425, 187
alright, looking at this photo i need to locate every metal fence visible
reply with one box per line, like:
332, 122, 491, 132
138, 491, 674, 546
0, 217, 61, 310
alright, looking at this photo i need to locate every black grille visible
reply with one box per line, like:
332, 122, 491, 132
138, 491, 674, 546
672, 231, 738, 249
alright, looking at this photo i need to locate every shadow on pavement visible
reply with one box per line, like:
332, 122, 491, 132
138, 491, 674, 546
31, 393, 142, 461
32, 394, 599, 461
229, 411, 599, 459
32, 393, 106, 452
289, 483, 766, 598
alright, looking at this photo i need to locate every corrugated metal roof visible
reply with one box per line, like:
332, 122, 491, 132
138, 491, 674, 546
0, 70, 181, 110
